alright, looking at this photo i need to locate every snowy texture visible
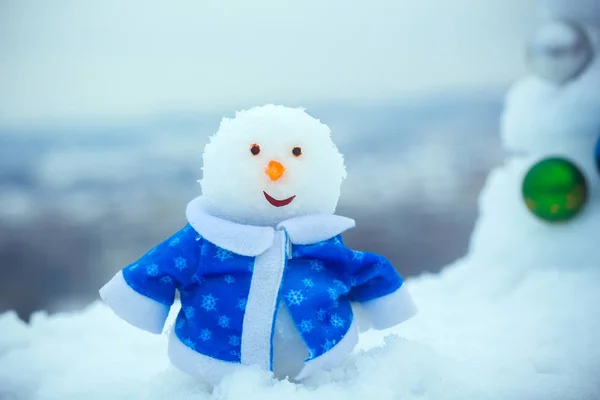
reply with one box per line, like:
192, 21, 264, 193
1, 254, 599, 399
200, 105, 346, 227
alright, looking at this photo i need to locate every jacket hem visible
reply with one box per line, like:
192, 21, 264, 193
168, 330, 245, 387
293, 317, 359, 380
168, 316, 360, 384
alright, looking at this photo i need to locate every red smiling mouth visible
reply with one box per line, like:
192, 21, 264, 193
263, 192, 296, 207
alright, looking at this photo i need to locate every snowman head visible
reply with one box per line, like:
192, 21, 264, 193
199, 104, 347, 226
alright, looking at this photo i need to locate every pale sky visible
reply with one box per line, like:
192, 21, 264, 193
0, 0, 539, 128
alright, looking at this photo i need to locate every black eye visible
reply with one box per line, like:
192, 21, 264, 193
250, 144, 261, 156
292, 147, 302, 157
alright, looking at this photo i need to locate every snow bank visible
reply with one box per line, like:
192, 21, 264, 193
1, 253, 599, 400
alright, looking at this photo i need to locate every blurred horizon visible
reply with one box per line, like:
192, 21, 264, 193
0, 92, 506, 320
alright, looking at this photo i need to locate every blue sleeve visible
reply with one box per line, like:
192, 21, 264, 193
121, 224, 200, 306
99, 224, 202, 334
334, 235, 417, 330
333, 238, 403, 303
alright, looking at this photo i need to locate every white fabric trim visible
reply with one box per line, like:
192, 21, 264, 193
167, 330, 243, 387
294, 318, 359, 381
99, 270, 170, 334
240, 230, 287, 370
186, 196, 274, 257
359, 284, 417, 330
185, 196, 355, 255
277, 214, 355, 245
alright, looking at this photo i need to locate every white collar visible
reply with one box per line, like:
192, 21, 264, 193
185, 196, 355, 257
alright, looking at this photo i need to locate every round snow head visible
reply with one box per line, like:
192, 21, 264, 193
200, 104, 347, 226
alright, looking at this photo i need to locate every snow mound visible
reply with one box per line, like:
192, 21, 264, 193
1, 256, 599, 399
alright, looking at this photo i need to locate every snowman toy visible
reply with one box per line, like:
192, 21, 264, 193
99, 104, 417, 386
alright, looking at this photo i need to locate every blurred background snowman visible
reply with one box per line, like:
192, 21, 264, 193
467, 0, 600, 269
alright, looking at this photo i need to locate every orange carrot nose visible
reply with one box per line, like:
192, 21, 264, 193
265, 160, 285, 181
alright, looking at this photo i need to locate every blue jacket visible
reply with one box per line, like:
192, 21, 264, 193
100, 196, 417, 384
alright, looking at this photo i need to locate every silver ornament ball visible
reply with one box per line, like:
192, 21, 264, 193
526, 20, 594, 85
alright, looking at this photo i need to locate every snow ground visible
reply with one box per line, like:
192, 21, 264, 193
1, 247, 599, 400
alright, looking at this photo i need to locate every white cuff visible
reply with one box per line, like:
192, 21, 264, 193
359, 284, 417, 330
99, 270, 170, 334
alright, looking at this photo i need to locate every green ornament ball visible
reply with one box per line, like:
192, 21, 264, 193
522, 157, 588, 223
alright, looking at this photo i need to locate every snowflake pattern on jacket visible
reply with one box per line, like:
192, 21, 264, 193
120, 223, 404, 365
